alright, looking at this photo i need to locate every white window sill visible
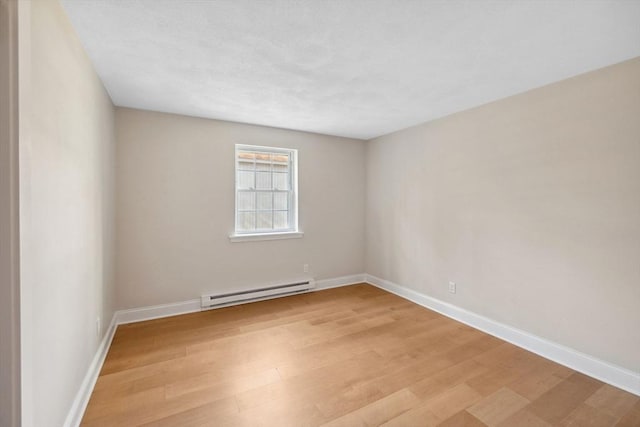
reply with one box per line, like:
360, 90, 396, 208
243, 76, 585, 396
229, 231, 304, 243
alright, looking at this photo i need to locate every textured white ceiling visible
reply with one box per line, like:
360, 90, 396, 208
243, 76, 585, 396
61, 0, 640, 140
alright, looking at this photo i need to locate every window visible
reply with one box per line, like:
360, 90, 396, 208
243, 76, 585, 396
231, 144, 301, 241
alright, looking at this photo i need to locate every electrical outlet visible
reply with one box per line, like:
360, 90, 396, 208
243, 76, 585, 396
303, 263, 309, 273
96, 317, 101, 337
448, 281, 456, 294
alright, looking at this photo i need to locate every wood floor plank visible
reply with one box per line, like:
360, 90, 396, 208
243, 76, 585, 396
497, 408, 552, 427
409, 358, 489, 400
380, 401, 441, 427
527, 372, 603, 424
615, 400, 640, 427
424, 382, 483, 421
586, 384, 639, 421
506, 365, 569, 401
320, 388, 421, 427
465, 365, 523, 397
559, 402, 618, 426
467, 387, 530, 426
81, 284, 638, 426
438, 410, 488, 427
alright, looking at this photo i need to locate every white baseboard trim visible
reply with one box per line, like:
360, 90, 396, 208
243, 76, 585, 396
365, 274, 640, 396
315, 273, 367, 290
116, 298, 201, 325
63, 312, 118, 427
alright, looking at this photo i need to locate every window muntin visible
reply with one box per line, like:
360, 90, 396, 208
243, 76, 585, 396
235, 145, 297, 234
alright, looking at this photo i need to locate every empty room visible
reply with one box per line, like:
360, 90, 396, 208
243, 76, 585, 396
1, 0, 640, 426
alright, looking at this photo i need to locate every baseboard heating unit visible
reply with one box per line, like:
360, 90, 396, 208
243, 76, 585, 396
201, 279, 315, 309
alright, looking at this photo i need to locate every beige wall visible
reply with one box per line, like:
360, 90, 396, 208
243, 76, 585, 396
0, 0, 20, 426
366, 58, 640, 372
115, 108, 366, 309
18, 0, 116, 425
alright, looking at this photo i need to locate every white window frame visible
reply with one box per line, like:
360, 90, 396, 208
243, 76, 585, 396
230, 144, 303, 242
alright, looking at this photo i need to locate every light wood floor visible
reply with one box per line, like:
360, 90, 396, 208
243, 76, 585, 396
82, 284, 640, 426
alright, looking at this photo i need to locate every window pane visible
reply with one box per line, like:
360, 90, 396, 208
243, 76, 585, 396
272, 153, 289, 171
274, 211, 288, 229
272, 162, 288, 172
237, 192, 255, 210
237, 212, 255, 231
272, 153, 289, 162
257, 192, 272, 210
238, 171, 254, 189
255, 152, 270, 162
273, 192, 288, 210
237, 159, 255, 171
256, 159, 271, 171
256, 171, 272, 189
238, 151, 256, 169
257, 211, 272, 229
273, 172, 289, 190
